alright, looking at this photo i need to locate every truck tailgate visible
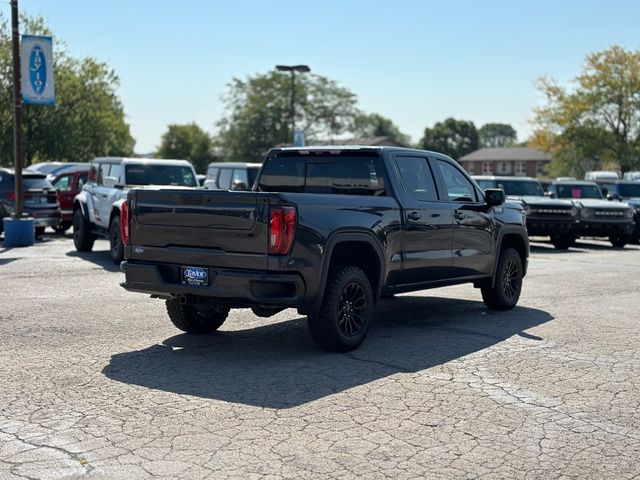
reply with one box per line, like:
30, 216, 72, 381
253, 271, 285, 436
128, 189, 269, 270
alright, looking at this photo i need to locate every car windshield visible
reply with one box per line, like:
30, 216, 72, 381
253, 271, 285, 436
124, 165, 197, 187
555, 184, 603, 199
618, 183, 640, 197
497, 180, 545, 196
475, 180, 496, 190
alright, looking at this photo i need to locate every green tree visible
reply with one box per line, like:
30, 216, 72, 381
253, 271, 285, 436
215, 71, 359, 162
479, 123, 517, 147
531, 45, 640, 176
420, 118, 479, 159
352, 113, 411, 146
157, 123, 213, 173
0, 14, 134, 167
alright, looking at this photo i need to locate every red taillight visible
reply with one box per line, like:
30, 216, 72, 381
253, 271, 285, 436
8, 192, 16, 202
269, 206, 296, 255
120, 201, 130, 245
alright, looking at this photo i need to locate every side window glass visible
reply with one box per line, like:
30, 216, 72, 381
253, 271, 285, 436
207, 166, 219, 179
109, 164, 122, 183
98, 164, 110, 185
77, 174, 88, 190
231, 169, 249, 191
395, 156, 438, 201
218, 168, 232, 189
437, 160, 477, 202
53, 175, 71, 192
88, 164, 98, 183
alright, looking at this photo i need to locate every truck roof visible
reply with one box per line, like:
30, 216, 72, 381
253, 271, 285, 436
269, 145, 442, 156
207, 162, 262, 169
93, 157, 194, 167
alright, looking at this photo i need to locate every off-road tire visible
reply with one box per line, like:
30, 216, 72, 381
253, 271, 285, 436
109, 217, 124, 264
307, 265, 374, 352
481, 247, 523, 311
166, 299, 230, 334
73, 208, 96, 252
610, 233, 630, 248
551, 234, 576, 250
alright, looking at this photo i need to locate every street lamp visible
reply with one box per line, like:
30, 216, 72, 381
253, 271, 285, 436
276, 64, 310, 145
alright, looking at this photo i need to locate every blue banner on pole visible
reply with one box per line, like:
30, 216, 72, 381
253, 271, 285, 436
21, 35, 55, 105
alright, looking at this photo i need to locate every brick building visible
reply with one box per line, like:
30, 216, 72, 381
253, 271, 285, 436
458, 147, 552, 178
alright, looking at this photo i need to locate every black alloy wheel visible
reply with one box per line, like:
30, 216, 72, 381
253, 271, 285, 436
337, 282, 367, 337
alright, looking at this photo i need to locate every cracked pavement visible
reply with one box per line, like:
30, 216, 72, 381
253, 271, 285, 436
1, 234, 639, 479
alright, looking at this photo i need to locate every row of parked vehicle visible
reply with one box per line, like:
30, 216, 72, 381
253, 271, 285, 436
2, 157, 639, 261
474, 175, 640, 249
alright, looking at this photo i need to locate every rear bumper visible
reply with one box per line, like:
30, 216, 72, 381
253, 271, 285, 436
32, 216, 61, 227
120, 261, 306, 307
526, 218, 579, 236
577, 220, 634, 237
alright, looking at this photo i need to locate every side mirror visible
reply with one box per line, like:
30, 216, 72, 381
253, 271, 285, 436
484, 188, 505, 207
544, 191, 556, 198
606, 192, 619, 201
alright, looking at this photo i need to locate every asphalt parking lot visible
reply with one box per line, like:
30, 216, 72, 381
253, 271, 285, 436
1, 234, 639, 479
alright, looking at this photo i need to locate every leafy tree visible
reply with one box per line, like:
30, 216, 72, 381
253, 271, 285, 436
531, 45, 640, 176
479, 123, 517, 147
0, 14, 134, 167
215, 71, 359, 162
157, 123, 214, 173
352, 113, 411, 146
420, 118, 479, 159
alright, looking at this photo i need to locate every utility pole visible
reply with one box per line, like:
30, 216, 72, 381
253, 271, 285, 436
275, 65, 310, 145
11, 0, 23, 219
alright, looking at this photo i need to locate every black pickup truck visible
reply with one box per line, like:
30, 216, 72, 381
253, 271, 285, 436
121, 147, 529, 352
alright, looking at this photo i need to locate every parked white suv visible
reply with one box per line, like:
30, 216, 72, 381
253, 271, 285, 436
73, 157, 198, 263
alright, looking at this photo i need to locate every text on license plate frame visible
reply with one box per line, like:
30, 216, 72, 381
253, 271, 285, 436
181, 266, 209, 286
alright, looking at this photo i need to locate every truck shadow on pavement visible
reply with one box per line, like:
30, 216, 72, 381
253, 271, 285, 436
103, 296, 553, 409
66, 249, 121, 273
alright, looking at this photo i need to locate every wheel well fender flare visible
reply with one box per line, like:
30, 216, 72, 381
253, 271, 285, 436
492, 228, 529, 286
314, 231, 386, 312
109, 199, 125, 228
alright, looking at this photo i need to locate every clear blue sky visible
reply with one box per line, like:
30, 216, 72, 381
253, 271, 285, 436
10, 0, 640, 153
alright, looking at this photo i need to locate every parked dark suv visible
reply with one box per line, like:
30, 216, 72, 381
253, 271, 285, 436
473, 176, 579, 249
549, 180, 635, 247
0, 168, 60, 237
599, 181, 640, 243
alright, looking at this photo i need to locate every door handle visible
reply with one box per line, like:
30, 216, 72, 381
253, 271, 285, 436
100, 194, 108, 198
407, 211, 422, 221
455, 210, 466, 220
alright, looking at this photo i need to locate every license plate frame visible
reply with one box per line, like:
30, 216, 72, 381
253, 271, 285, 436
181, 266, 209, 287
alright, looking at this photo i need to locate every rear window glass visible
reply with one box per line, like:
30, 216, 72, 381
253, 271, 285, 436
124, 165, 197, 187
258, 155, 385, 195
24, 177, 53, 190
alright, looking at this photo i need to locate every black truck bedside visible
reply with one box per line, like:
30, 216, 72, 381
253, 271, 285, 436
121, 147, 529, 352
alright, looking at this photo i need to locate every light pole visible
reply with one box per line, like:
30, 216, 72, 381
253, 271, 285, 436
275, 64, 310, 145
